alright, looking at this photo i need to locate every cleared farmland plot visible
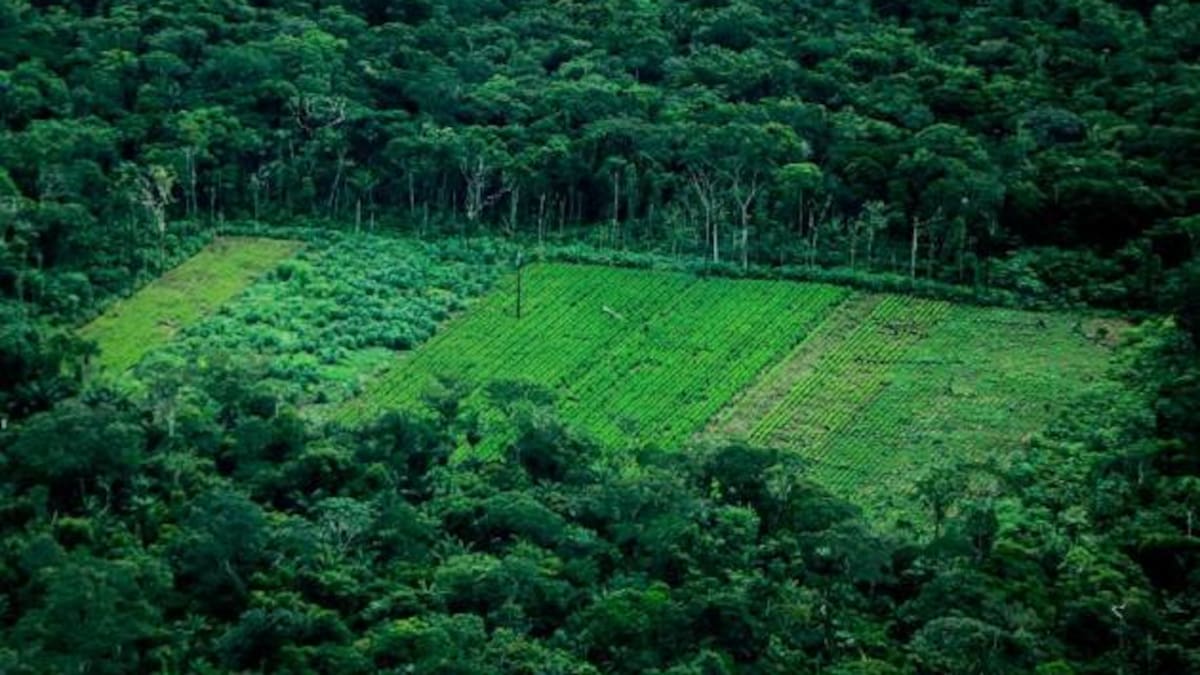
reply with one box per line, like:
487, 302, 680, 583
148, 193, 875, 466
345, 262, 1119, 525
713, 297, 1118, 526
79, 237, 301, 372
338, 263, 850, 449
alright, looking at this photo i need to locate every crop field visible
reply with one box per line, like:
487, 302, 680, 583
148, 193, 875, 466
78, 237, 301, 372
344, 262, 1119, 525
338, 263, 850, 448
710, 299, 1120, 524
89, 239, 1120, 526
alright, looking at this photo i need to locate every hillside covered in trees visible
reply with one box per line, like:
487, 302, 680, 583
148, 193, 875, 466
2, 0, 1200, 673
3, 0, 1200, 299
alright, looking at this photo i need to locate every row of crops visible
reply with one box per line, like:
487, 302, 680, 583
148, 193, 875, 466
81, 237, 1118, 528
564, 278, 849, 448
340, 262, 1116, 527
812, 308, 1116, 523
338, 263, 849, 451
720, 295, 1117, 526
748, 295, 953, 447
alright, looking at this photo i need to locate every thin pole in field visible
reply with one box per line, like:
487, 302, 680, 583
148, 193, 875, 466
515, 249, 524, 320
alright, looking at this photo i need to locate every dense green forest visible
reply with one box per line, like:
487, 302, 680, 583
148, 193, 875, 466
2, 0, 1200, 672
3, 0, 1200, 295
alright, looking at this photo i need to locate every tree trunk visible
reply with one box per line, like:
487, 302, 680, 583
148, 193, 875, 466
738, 198, 752, 270
956, 219, 967, 282
741, 225, 749, 270
408, 171, 416, 218
926, 226, 935, 279
690, 172, 719, 263
810, 223, 819, 268
712, 215, 719, 263
209, 171, 218, 224
328, 151, 346, 215
509, 185, 520, 236
282, 140, 293, 215
185, 148, 198, 218
537, 192, 546, 246
611, 168, 620, 248
466, 158, 484, 222
866, 228, 875, 271
626, 167, 636, 247
910, 218, 920, 280
807, 205, 818, 267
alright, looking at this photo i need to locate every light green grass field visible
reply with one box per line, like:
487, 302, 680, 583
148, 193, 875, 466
344, 263, 1119, 524
79, 237, 301, 372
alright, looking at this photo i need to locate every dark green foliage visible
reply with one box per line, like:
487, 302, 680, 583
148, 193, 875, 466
12, 551, 170, 675
0, 302, 84, 419
1, 0, 1197, 322
6, 399, 143, 511
356, 410, 451, 501
1164, 260, 1200, 346
1, 0, 1200, 672
0, 320, 1197, 671
168, 489, 268, 617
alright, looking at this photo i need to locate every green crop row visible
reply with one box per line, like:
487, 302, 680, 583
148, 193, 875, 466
748, 295, 952, 447
804, 306, 1118, 526
564, 279, 848, 449
339, 264, 847, 452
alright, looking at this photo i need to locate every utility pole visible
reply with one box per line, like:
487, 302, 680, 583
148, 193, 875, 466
515, 249, 525, 319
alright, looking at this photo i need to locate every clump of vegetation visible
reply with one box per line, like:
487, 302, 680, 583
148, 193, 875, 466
79, 237, 301, 372
130, 232, 507, 409
1, 322, 1197, 672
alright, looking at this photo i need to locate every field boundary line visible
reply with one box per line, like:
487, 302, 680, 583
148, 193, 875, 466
706, 292, 879, 439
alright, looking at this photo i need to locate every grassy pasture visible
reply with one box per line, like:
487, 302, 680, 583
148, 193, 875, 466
79, 237, 301, 372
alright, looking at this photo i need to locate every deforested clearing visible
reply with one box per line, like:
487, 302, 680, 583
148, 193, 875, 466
78, 237, 301, 372
342, 262, 1119, 524
339, 263, 850, 451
